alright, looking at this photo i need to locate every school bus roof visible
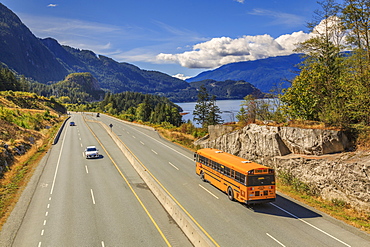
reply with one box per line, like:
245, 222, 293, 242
196, 148, 268, 173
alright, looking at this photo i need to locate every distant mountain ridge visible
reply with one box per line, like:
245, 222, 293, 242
0, 3, 291, 101
0, 3, 189, 94
0, 4, 68, 82
187, 54, 303, 92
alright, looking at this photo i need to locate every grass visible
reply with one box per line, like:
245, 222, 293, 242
0, 119, 63, 230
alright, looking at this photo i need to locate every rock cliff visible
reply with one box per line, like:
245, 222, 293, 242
195, 124, 370, 212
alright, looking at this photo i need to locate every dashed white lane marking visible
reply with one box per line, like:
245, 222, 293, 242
266, 233, 285, 246
199, 184, 219, 199
168, 162, 179, 170
127, 126, 193, 161
151, 149, 158, 155
90, 189, 96, 205
270, 203, 351, 247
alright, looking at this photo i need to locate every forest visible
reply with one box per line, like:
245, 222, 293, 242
280, 0, 370, 129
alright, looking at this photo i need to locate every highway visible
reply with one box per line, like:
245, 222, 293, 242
2, 112, 369, 246
4, 113, 191, 247
91, 112, 370, 247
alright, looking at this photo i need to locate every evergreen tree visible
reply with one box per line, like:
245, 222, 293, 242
207, 95, 223, 126
193, 85, 210, 127
193, 85, 223, 127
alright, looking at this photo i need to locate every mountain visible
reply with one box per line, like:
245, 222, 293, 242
165, 79, 264, 102
42, 39, 189, 94
187, 54, 303, 93
53, 73, 105, 103
0, 3, 264, 102
0, 3, 188, 94
0, 4, 68, 82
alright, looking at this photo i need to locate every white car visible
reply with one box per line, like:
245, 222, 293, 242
84, 146, 99, 159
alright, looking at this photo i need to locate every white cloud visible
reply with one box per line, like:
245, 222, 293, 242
156, 32, 312, 69
172, 73, 191, 80
47, 4, 57, 7
234, 0, 245, 3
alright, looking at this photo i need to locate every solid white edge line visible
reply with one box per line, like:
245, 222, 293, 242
266, 233, 286, 247
50, 122, 69, 195
270, 203, 351, 247
90, 189, 96, 205
199, 184, 219, 199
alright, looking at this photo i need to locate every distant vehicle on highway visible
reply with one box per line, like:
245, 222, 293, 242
70, 122, 75, 126
84, 146, 99, 159
96, 113, 100, 117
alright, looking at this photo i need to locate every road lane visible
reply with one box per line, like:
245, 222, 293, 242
95, 113, 370, 247
8, 113, 191, 247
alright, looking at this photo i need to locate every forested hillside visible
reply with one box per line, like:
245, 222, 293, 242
0, 4, 68, 82
187, 54, 302, 93
97, 92, 182, 126
165, 79, 265, 102
0, 3, 275, 101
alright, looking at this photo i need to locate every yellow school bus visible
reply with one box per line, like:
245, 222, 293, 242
195, 148, 276, 204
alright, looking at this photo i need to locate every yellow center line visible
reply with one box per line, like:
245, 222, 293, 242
121, 141, 220, 247
83, 115, 171, 247
93, 115, 220, 247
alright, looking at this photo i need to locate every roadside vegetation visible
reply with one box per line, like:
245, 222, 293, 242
0, 0, 369, 235
0, 69, 67, 229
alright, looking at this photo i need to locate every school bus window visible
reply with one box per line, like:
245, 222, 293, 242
230, 170, 235, 179
224, 167, 230, 177
195, 148, 276, 204
247, 175, 275, 186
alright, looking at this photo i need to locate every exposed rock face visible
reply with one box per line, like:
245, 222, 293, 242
195, 124, 370, 212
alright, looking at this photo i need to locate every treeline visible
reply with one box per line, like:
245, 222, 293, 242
0, 67, 103, 103
280, 0, 370, 128
98, 92, 183, 126
0, 67, 29, 92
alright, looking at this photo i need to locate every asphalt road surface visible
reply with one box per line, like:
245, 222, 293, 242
1, 112, 191, 247
92, 112, 370, 247
1, 112, 369, 247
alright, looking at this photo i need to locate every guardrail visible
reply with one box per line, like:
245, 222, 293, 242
52, 116, 70, 145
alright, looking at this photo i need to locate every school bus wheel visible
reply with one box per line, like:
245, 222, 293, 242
227, 187, 234, 201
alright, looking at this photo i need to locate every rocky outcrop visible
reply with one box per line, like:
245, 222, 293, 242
195, 124, 370, 212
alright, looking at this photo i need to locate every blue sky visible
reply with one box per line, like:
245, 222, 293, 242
2, 0, 323, 79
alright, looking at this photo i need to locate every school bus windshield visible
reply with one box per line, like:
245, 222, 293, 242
247, 175, 275, 186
